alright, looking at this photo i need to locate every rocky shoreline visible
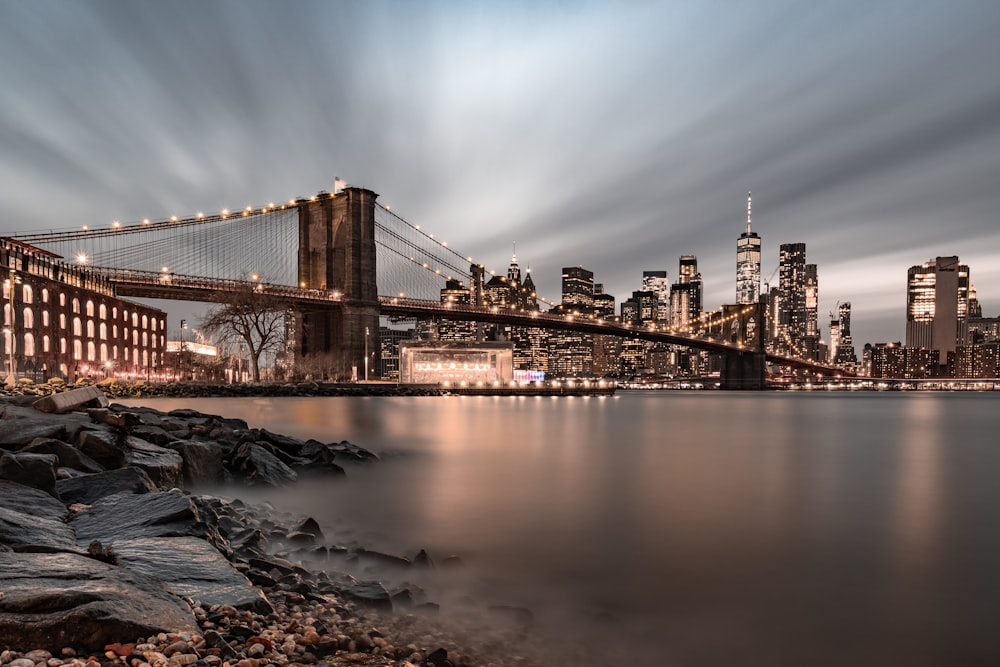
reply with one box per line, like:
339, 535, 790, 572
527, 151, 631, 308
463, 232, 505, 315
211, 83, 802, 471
0, 387, 549, 667
0, 378, 445, 401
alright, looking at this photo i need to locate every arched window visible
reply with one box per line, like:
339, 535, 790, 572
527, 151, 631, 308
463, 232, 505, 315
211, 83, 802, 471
142, 331, 148, 346
142, 314, 148, 329
72, 298, 80, 314
86, 301, 95, 317
60, 338, 67, 354
132, 313, 138, 327
142, 350, 148, 367
59, 363, 67, 377
42, 335, 50, 353
99, 322, 107, 340
124, 347, 130, 361
23, 333, 34, 357
151, 318, 157, 332
132, 330, 139, 345
151, 351, 157, 367
100, 343, 107, 361
73, 318, 82, 336
42, 288, 49, 303
41, 310, 49, 327
59, 293, 66, 306
113, 324, 118, 338
112, 306, 118, 319
22, 307, 32, 329
99, 304, 107, 320
87, 341, 96, 361
73, 339, 82, 360
112, 345, 118, 360
86, 320, 95, 338
122, 310, 129, 322
3, 303, 9, 327
22, 284, 32, 304
60, 313, 66, 329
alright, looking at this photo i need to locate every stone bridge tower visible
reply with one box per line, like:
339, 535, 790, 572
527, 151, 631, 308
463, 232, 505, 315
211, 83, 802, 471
297, 187, 381, 381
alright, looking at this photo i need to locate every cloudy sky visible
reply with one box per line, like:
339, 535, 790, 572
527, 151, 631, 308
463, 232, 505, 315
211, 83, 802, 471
2, 1, 999, 347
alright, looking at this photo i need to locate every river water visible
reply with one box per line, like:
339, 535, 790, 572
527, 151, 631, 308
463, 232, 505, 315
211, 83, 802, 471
122, 392, 1000, 666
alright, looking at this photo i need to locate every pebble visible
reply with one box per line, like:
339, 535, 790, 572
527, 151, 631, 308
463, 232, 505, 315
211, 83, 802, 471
10, 659, 36, 667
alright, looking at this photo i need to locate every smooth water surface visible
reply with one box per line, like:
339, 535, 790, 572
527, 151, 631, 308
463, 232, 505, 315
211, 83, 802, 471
122, 392, 1000, 666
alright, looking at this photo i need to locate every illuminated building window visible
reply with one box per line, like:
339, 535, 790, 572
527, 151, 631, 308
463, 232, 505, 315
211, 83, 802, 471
99, 304, 107, 320
73, 318, 82, 336
99, 322, 107, 340
86, 320, 95, 338
22, 307, 32, 329
22, 285, 32, 304
87, 341, 95, 361
23, 333, 34, 357
42, 335, 50, 353
42, 310, 49, 327
86, 301, 94, 317
72, 298, 80, 314
41, 288, 48, 303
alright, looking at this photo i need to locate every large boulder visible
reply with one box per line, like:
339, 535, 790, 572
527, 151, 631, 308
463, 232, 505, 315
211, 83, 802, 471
169, 440, 226, 486
0, 552, 198, 652
55, 466, 158, 505
31, 385, 108, 414
69, 491, 211, 546
123, 436, 183, 488
114, 537, 271, 612
0, 506, 78, 552
18, 437, 104, 474
229, 442, 298, 486
0, 420, 67, 451
0, 480, 69, 522
75, 429, 126, 469
0, 452, 58, 496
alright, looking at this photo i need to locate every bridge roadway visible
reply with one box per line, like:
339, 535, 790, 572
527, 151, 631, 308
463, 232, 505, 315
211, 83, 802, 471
102, 269, 849, 377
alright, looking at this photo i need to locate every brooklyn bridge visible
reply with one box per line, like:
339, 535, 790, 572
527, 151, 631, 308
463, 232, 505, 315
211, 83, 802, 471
9, 185, 848, 389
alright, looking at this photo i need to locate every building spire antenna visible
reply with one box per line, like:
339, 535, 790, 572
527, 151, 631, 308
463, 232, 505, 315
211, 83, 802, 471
746, 191, 752, 234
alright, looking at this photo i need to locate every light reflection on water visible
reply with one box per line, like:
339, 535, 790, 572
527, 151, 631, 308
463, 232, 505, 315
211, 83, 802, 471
120, 392, 1000, 666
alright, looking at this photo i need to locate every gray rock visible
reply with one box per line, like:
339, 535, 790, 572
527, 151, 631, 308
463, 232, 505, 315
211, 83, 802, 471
19, 438, 104, 474
169, 440, 225, 486
344, 581, 392, 610
0, 552, 197, 652
0, 420, 67, 450
31, 385, 108, 414
0, 452, 58, 496
114, 536, 271, 612
55, 467, 158, 505
124, 436, 183, 488
74, 429, 126, 469
0, 506, 78, 552
229, 442, 298, 486
0, 480, 69, 521
69, 491, 209, 545
128, 424, 175, 446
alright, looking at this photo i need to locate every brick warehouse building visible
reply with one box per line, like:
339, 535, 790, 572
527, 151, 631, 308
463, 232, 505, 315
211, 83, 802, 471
1, 238, 165, 381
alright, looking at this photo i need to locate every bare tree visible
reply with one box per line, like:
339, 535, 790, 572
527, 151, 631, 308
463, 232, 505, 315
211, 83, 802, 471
201, 286, 287, 383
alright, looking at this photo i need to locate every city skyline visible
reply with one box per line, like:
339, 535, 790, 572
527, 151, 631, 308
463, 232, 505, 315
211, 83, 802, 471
2, 2, 999, 348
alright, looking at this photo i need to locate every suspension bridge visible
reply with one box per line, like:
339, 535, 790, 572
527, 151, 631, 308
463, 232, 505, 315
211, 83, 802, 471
9, 184, 847, 388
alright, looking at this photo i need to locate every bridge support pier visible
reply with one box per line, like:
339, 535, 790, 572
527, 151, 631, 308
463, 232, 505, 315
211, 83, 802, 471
720, 350, 766, 390
297, 187, 381, 381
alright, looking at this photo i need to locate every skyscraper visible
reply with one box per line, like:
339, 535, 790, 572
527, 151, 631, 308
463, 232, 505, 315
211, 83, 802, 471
777, 243, 807, 355
833, 302, 857, 366
561, 266, 594, 309
641, 270, 670, 323
736, 191, 761, 305
906, 256, 970, 365
670, 255, 702, 331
